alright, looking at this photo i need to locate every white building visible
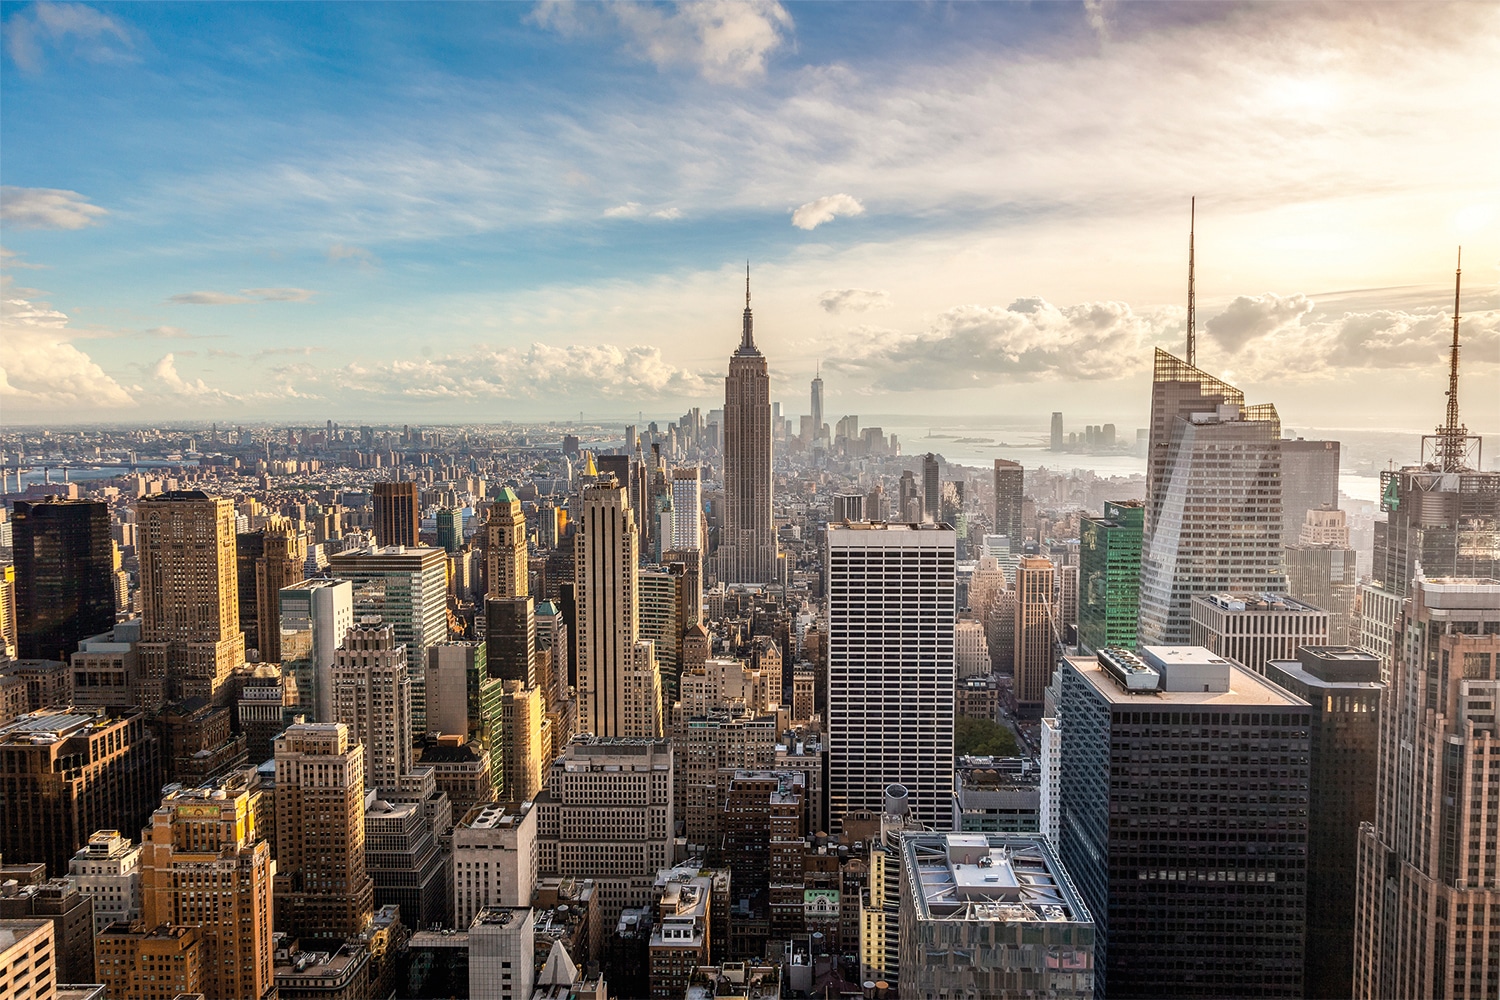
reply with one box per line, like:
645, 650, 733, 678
669, 468, 703, 550
575, 482, 655, 738
955, 620, 990, 678
453, 802, 538, 930
826, 521, 956, 831
1038, 718, 1062, 850
279, 578, 353, 722
469, 906, 535, 1000
67, 829, 142, 933
1189, 591, 1329, 675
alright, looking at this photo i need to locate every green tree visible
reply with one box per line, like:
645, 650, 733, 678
954, 715, 1021, 758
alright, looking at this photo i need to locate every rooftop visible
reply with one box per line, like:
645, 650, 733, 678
1195, 592, 1324, 613
1067, 653, 1308, 708
903, 834, 1091, 925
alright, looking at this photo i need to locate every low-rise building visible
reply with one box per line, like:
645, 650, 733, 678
0, 918, 58, 1000
951, 756, 1040, 833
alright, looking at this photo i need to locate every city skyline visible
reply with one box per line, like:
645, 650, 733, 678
3, 3, 1498, 430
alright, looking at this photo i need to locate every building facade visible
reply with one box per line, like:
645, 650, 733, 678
1012, 556, 1057, 717
1079, 499, 1144, 654
278, 578, 354, 722
992, 459, 1023, 553
372, 480, 420, 548
12, 498, 115, 663
718, 280, 777, 584
331, 624, 412, 791
1189, 591, 1329, 675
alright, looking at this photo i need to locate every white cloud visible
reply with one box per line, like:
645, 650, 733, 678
651, 207, 682, 220
0, 287, 135, 411
0, 187, 108, 230
4, 2, 137, 74
603, 201, 643, 218
328, 243, 378, 267
169, 287, 315, 305
792, 194, 864, 231
532, 0, 793, 84
819, 288, 890, 314
151, 352, 241, 402
1204, 292, 1314, 350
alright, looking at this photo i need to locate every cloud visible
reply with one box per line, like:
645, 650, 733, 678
532, 0, 793, 84
0, 287, 136, 411
150, 352, 240, 402
1205, 293, 1314, 350
820, 288, 891, 314
328, 243, 378, 267
603, 201, 643, 218
792, 194, 865, 231
651, 207, 682, 220
0, 246, 45, 269
0, 187, 108, 230
169, 287, 314, 305
5, 2, 137, 74
1083, 0, 1109, 41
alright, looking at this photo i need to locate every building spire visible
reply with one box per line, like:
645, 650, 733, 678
1438, 246, 1467, 472
1186, 196, 1196, 368
740, 261, 757, 353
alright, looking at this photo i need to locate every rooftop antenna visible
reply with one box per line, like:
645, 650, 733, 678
1186, 196, 1196, 368
1438, 247, 1467, 472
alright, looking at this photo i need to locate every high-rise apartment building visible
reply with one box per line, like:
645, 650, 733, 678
1264, 646, 1383, 999
140, 775, 276, 1000
373, 480, 420, 548
1354, 578, 1500, 1000
0, 709, 159, 876
574, 482, 661, 737
1079, 499, 1144, 654
1139, 351, 1287, 646
250, 517, 306, 661
1012, 556, 1057, 717
1189, 591, 1329, 675
718, 279, 777, 584
534, 735, 674, 925
1279, 439, 1340, 545
137, 491, 245, 707
273, 722, 375, 938
669, 468, 702, 551
331, 624, 413, 791
897, 833, 1095, 999
826, 522, 955, 831
1058, 647, 1310, 999
327, 543, 448, 732
454, 802, 538, 929
278, 578, 354, 722
992, 459, 1023, 553
12, 498, 114, 662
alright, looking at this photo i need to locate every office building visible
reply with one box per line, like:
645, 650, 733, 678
1355, 583, 1404, 680
1058, 647, 1310, 998
326, 544, 448, 732
992, 460, 1023, 553
140, 776, 276, 1000
951, 757, 1041, 833
67, 829, 142, 934
251, 517, 306, 661
830, 492, 864, 524
826, 522, 955, 831
0, 709, 159, 876
1279, 439, 1341, 545
1190, 592, 1329, 675
809, 369, 825, 447
273, 722, 375, 938
575, 482, 661, 737
1354, 578, 1500, 1000
1285, 507, 1358, 644
897, 833, 1094, 1000
331, 624, 412, 791
954, 620, 990, 678
470, 906, 535, 1000
95, 923, 204, 1000
373, 480, 420, 548
498, 680, 546, 802
426, 641, 504, 784
718, 277, 778, 584
1012, 556, 1056, 717
454, 802, 538, 929
1078, 499, 1144, 654
436, 506, 465, 555
922, 453, 940, 522
1264, 647, 1383, 999
364, 795, 447, 930
485, 489, 528, 600
0, 879, 95, 985
69, 624, 141, 710
1051, 412, 1064, 452
534, 735, 674, 925
0, 918, 57, 1000
277, 578, 353, 722
236, 663, 296, 764
136, 491, 245, 707
12, 499, 114, 663
638, 563, 686, 701
1139, 351, 1287, 646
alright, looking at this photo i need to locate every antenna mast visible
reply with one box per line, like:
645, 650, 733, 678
1438, 247, 1466, 472
1186, 196, 1196, 368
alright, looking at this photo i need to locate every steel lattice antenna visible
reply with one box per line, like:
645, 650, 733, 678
1186, 197, 1196, 368
1438, 247, 1467, 472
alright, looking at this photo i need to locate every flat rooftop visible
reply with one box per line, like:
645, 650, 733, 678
1066, 654, 1308, 708
1195, 592, 1324, 613
904, 834, 1091, 925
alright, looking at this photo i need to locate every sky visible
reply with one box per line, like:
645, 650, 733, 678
2, 1, 1498, 438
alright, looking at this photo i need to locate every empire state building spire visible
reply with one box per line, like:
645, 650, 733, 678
739, 262, 759, 355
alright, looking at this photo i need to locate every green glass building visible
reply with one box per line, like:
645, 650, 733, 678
1078, 499, 1144, 654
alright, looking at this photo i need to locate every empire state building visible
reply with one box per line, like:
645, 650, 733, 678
717, 270, 777, 584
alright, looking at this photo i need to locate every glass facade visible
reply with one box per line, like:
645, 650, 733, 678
1078, 499, 1143, 654
13, 499, 115, 662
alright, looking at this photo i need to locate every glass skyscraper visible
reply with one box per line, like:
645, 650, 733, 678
12, 498, 115, 662
1078, 499, 1143, 654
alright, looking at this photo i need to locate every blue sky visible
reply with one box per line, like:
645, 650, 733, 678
3, 1, 1498, 434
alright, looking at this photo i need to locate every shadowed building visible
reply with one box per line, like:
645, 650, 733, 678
12, 498, 115, 663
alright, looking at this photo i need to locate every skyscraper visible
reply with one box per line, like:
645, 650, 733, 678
1279, 439, 1340, 546
922, 453, 941, 522
12, 498, 115, 662
1353, 578, 1500, 1000
1078, 499, 1143, 653
1059, 647, 1310, 999
436, 507, 464, 554
574, 481, 661, 737
278, 578, 354, 722
485, 489, 528, 600
826, 522, 956, 831
137, 491, 245, 707
1012, 556, 1057, 717
717, 274, 777, 584
373, 480, 420, 548
140, 775, 277, 1000
992, 459, 1023, 553
253, 516, 305, 662
1050, 412, 1064, 452
1189, 591, 1329, 675
1285, 507, 1358, 644
809, 366, 824, 448
668, 468, 702, 550
332, 624, 413, 791
273, 722, 375, 938
1138, 351, 1286, 646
